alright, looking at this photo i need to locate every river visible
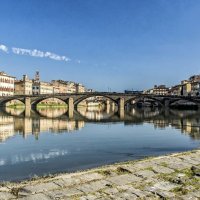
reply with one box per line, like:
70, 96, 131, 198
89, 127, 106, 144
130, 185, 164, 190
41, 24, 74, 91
0, 106, 199, 181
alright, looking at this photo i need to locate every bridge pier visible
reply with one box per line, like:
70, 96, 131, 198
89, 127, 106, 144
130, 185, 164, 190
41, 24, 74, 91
67, 97, 74, 119
126, 102, 131, 111
106, 100, 110, 113
25, 97, 31, 108
25, 107, 31, 117
106, 99, 110, 107
25, 97, 31, 117
164, 99, 170, 108
118, 98, 125, 119
111, 102, 115, 112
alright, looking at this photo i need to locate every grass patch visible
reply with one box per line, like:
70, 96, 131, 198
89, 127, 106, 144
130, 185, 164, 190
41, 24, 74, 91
160, 162, 168, 167
158, 167, 200, 194
97, 170, 112, 176
0, 181, 11, 187
144, 167, 154, 171
171, 186, 188, 195
10, 187, 20, 197
7, 104, 25, 108
116, 167, 131, 175
37, 103, 67, 108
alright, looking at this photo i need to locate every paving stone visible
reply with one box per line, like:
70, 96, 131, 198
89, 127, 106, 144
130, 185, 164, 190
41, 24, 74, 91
76, 180, 110, 193
0, 191, 16, 200
194, 191, 200, 198
135, 170, 156, 178
147, 181, 177, 191
0, 187, 10, 192
180, 194, 199, 200
53, 177, 81, 188
106, 174, 142, 186
152, 165, 175, 174
147, 188, 175, 199
45, 188, 83, 198
76, 172, 104, 182
79, 194, 98, 200
19, 193, 51, 200
165, 158, 193, 170
79, 193, 112, 200
119, 165, 137, 173
117, 185, 150, 198
112, 191, 138, 200
21, 182, 60, 194
130, 161, 155, 170
179, 156, 200, 165
103, 187, 119, 195
189, 153, 200, 160
122, 162, 156, 173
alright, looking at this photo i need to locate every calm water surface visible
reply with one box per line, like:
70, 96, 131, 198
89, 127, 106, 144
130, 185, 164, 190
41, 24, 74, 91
0, 107, 200, 181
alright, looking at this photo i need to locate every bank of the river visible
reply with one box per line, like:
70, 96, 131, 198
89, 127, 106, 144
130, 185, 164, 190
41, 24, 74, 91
0, 150, 200, 200
37, 103, 67, 108
7, 104, 25, 108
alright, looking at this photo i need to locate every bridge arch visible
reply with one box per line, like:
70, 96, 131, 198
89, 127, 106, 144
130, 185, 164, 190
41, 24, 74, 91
169, 99, 198, 109
73, 94, 118, 108
0, 97, 25, 107
36, 107, 68, 118
125, 96, 164, 108
31, 97, 68, 108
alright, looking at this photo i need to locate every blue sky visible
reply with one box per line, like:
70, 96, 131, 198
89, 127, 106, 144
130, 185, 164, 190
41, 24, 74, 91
0, 0, 200, 92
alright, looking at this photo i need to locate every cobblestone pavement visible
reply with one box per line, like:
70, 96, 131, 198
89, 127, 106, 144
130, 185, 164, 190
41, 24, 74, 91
0, 150, 200, 200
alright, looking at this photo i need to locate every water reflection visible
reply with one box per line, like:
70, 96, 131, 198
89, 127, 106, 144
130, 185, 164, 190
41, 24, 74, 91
0, 107, 200, 142
36, 107, 68, 118
5, 107, 25, 116
77, 106, 116, 120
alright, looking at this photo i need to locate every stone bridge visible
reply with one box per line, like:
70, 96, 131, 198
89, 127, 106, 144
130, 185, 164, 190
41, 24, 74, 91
0, 92, 200, 118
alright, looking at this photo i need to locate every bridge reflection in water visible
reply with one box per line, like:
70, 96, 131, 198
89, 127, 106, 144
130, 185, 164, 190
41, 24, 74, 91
0, 106, 200, 143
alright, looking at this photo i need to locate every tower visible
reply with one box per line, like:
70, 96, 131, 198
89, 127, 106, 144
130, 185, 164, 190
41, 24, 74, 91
35, 71, 40, 82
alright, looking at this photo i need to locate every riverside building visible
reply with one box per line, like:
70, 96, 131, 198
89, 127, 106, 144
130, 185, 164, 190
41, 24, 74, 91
153, 85, 169, 95
0, 71, 15, 96
15, 75, 33, 95
32, 81, 54, 95
52, 80, 86, 94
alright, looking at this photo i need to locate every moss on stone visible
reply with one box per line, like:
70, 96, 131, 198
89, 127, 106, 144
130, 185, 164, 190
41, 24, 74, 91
116, 167, 132, 175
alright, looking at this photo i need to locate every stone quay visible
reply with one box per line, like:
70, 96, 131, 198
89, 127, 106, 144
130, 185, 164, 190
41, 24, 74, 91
0, 150, 200, 200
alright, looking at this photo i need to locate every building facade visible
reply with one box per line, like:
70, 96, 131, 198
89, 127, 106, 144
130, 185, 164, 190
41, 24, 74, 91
52, 80, 86, 94
66, 81, 77, 93
191, 82, 200, 96
181, 81, 192, 96
152, 85, 169, 95
51, 80, 68, 93
1, 71, 88, 96
169, 85, 182, 96
32, 81, 53, 95
189, 75, 200, 82
0, 72, 15, 96
15, 75, 33, 95
76, 83, 86, 93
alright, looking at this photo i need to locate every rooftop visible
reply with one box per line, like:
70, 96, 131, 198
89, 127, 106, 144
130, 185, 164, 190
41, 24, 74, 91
0, 71, 15, 78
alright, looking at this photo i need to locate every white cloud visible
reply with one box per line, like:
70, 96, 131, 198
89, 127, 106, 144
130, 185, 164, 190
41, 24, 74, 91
0, 44, 8, 53
12, 47, 70, 62
0, 43, 71, 62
